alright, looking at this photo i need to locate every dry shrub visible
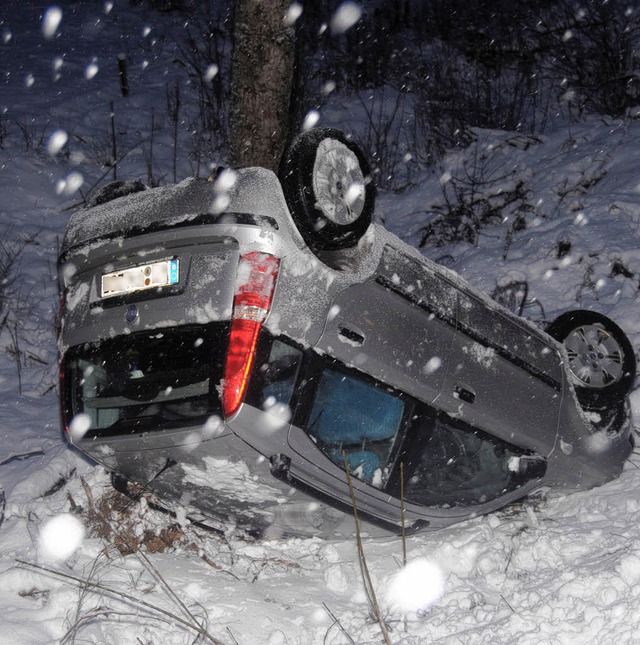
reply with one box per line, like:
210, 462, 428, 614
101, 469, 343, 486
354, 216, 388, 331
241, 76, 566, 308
68, 478, 186, 556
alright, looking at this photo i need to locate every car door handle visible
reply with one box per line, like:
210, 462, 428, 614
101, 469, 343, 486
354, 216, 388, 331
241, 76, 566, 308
454, 384, 476, 404
338, 326, 365, 346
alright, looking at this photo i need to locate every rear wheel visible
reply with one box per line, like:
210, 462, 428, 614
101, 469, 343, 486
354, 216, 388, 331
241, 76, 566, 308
547, 310, 636, 410
279, 128, 375, 252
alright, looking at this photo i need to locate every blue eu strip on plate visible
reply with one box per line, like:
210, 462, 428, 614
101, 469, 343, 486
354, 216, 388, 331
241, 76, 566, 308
169, 258, 179, 284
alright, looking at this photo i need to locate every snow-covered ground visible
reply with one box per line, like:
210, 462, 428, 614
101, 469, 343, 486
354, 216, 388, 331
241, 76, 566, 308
1, 2, 640, 643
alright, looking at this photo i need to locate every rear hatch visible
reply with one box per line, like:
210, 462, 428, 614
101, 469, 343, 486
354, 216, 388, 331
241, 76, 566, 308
58, 171, 290, 441
59, 227, 239, 438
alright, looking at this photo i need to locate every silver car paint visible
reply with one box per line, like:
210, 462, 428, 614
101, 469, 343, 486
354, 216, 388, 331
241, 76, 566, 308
58, 167, 633, 534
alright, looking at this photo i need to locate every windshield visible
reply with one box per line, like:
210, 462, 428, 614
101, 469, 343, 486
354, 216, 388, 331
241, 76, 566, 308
401, 411, 524, 508
64, 323, 229, 436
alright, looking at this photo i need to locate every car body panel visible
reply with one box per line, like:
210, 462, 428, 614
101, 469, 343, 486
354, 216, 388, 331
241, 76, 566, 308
315, 276, 454, 404
61, 233, 239, 347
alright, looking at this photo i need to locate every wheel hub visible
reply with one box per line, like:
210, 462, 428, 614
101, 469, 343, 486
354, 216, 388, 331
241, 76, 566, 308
564, 323, 623, 388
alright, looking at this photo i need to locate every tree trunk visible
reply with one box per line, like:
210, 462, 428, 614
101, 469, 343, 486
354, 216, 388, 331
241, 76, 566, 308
229, 0, 295, 171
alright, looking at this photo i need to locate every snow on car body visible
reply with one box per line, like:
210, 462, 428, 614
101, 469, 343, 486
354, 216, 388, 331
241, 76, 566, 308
57, 129, 635, 536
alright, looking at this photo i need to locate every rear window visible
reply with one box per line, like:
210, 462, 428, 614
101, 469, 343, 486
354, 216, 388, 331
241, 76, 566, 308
63, 323, 229, 436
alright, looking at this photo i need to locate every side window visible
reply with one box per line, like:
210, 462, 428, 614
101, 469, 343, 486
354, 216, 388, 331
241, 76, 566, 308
254, 339, 303, 408
306, 367, 405, 488
402, 410, 525, 508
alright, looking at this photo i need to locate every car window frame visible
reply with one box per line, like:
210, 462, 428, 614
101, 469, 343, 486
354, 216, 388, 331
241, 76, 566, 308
283, 349, 414, 491
269, 339, 546, 508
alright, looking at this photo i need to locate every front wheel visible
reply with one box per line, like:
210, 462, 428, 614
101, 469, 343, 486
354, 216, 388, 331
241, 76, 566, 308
547, 310, 636, 410
279, 128, 375, 252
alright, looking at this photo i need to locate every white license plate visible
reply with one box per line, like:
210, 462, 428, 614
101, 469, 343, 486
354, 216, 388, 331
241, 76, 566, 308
101, 259, 179, 298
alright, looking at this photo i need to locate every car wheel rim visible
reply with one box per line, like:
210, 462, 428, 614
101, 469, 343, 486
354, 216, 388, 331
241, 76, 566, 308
563, 323, 624, 388
312, 138, 365, 225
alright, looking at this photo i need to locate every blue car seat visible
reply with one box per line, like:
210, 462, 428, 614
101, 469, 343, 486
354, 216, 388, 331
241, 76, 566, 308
308, 369, 404, 483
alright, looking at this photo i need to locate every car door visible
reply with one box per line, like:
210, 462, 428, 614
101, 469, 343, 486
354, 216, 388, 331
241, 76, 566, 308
311, 244, 458, 402
283, 244, 460, 522
438, 286, 564, 455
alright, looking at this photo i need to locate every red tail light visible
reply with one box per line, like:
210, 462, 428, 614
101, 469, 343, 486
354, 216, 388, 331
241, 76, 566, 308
222, 252, 280, 417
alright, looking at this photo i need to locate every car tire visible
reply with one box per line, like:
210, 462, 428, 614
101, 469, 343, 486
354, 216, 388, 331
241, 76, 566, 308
547, 309, 636, 410
279, 128, 375, 252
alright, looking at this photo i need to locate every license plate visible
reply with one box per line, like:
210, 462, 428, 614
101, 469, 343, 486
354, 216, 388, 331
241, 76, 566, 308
101, 258, 179, 298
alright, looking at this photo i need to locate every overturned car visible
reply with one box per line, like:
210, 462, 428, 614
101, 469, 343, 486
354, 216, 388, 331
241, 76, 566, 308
58, 129, 636, 536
